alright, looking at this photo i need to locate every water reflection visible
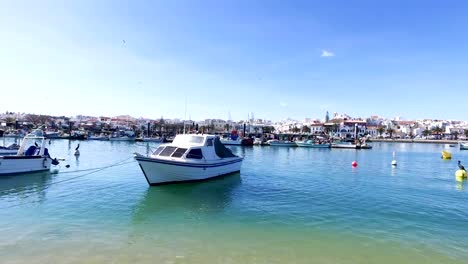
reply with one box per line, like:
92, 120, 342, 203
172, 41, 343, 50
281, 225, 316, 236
0, 172, 54, 205
132, 173, 241, 223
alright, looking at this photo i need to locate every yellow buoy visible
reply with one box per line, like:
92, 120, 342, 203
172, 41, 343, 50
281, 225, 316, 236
455, 169, 466, 178
441, 150, 452, 160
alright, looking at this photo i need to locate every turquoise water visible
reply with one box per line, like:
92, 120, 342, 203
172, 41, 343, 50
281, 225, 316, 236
1, 139, 468, 263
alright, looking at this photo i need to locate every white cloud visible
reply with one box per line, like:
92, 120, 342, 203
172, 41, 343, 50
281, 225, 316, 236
321, 50, 335, 57
279, 102, 288, 107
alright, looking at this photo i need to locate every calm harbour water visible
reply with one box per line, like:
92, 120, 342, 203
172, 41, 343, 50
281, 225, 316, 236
0, 139, 468, 263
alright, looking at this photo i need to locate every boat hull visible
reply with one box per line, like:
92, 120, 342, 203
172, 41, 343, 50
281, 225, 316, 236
0, 156, 52, 175
296, 143, 331, 148
461, 143, 468, 150
269, 142, 297, 147
109, 137, 136, 141
135, 156, 243, 185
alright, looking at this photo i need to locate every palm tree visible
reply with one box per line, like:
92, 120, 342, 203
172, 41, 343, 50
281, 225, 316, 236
431, 126, 443, 139
386, 128, 395, 138
452, 131, 459, 140
302, 125, 311, 134
422, 129, 431, 138
377, 126, 385, 138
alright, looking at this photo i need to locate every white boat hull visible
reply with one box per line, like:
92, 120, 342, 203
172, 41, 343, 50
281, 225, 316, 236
142, 138, 163, 142
269, 142, 297, 147
109, 137, 135, 141
135, 156, 243, 185
220, 140, 242, 145
296, 143, 331, 148
461, 143, 468, 150
0, 156, 52, 175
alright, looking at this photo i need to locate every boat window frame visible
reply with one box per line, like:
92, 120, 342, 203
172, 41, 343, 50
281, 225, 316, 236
171, 148, 188, 158
153, 146, 165, 156
159, 146, 177, 157
206, 138, 213, 146
186, 148, 204, 159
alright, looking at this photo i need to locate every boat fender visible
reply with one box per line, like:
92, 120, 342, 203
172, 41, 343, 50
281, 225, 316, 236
43, 158, 48, 168
455, 170, 467, 178
352, 161, 358, 167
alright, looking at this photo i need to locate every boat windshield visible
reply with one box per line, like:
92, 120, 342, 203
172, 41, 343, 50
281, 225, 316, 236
172, 135, 205, 145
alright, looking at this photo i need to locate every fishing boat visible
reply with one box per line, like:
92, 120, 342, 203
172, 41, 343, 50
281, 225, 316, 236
460, 142, 468, 150
88, 134, 109, 140
295, 140, 331, 148
267, 139, 297, 147
134, 134, 243, 185
44, 131, 61, 139
220, 130, 243, 145
142, 137, 163, 143
331, 142, 373, 149
0, 130, 59, 176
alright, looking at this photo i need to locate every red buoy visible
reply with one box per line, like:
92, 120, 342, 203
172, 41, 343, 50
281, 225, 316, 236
352, 161, 358, 167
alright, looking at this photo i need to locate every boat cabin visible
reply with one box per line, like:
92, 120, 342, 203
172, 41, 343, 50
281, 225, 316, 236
151, 134, 236, 161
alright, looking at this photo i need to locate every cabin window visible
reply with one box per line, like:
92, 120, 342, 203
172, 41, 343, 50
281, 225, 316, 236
171, 148, 187, 158
186, 148, 203, 159
159, 146, 177, 157
206, 138, 213, 146
153, 146, 165, 156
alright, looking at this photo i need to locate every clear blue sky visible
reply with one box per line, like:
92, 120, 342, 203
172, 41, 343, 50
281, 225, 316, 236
1, 0, 467, 121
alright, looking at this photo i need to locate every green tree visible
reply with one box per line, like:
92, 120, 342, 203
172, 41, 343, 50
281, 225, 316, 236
377, 126, 386, 138
292, 126, 300, 133
452, 131, 459, 140
263, 126, 275, 134
431, 126, 443, 139
465, 129, 468, 138
422, 129, 431, 138
386, 128, 395, 138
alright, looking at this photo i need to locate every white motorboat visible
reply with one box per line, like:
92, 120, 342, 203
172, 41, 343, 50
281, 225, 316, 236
267, 139, 297, 147
45, 131, 61, 139
109, 135, 136, 141
461, 142, 468, 150
220, 137, 243, 145
331, 142, 373, 149
135, 134, 243, 185
88, 134, 109, 140
295, 140, 331, 148
142, 137, 163, 143
0, 130, 59, 176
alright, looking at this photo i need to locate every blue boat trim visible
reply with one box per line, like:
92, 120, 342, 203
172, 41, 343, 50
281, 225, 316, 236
149, 170, 241, 186
135, 156, 243, 168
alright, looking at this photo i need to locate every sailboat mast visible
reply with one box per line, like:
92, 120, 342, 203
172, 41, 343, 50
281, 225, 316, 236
183, 97, 187, 134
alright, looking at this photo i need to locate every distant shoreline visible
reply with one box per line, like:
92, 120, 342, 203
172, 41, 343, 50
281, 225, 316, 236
369, 138, 463, 144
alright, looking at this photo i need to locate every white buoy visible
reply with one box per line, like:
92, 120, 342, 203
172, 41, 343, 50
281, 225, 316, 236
391, 151, 397, 166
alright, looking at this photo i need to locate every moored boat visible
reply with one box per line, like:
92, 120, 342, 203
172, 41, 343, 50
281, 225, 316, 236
142, 137, 164, 143
0, 130, 59, 175
134, 134, 243, 185
460, 142, 468, 150
267, 139, 297, 147
295, 140, 331, 148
